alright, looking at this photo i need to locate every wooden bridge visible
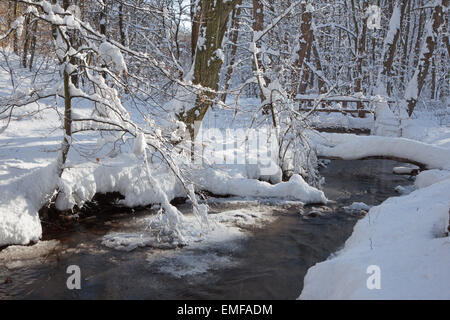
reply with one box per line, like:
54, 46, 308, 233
295, 95, 396, 118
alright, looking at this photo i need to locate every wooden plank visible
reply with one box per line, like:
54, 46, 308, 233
298, 108, 373, 114
294, 96, 395, 104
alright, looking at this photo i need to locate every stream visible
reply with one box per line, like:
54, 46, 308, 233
0, 159, 412, 299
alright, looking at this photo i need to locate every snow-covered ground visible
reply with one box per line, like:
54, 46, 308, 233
300, 115, 450, 300
0, 55, 325, 247
1, 52, 449, 300
300, 175, 450, 299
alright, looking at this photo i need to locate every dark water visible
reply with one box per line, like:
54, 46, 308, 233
0, 160, 412, 300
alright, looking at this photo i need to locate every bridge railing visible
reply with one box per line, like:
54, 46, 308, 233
294, 95, 396, 118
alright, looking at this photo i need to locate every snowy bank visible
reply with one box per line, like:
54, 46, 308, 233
314, 133, 450, 170
299, 175, 450, 300
0, 162, 59, 246
0, 153, 325, 247
195, 168, 326, 204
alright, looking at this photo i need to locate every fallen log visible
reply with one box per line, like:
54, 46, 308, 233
314, 133, 450, 170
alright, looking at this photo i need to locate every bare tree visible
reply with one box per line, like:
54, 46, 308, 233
178, 0, 240, 141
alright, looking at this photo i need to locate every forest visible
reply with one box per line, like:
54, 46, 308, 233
0, 0, 449, 300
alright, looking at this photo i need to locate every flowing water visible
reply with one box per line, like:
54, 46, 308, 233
0, 160, 412, 299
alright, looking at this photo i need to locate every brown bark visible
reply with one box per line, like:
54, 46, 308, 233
13, 0, 19, 54
119, 2, 126, 47
400, 0, 411, 85
191, 0, 202, 61
378, 0, 408, 95
355, 1, 368, 117
405, 0, 447, 116
290, 3, 313, 99
22, 15, 30, 68
179, 0, 239, 140
252, 0, 268, 103
28, 19, 37, 70
221, 4, 241, 103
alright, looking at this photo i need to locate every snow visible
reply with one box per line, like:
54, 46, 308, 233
0, 240, 60, 269
393, 166, 419, 175
300, 112, 450, 300
414, 169, 450, 189
11, 16, 25, 37
384, 5, 401, 46
307, 112, 374, 131
98, 42, 128, 73
55, 154, 185, 211
314, 132, 450, 170
103, 206, 274, 253
132, 132, 146, 158
343, 202, 371, 213
0, 56, 326, 247
0, 162, 59, 246
0, 5, 449, 299
372, 99, 401, 137
195, 169, 326, 204
214, 49, 225, 62
300, 176, 450, 299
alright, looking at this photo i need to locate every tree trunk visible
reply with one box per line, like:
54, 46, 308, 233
404, 0, 447, 116
59, 69, 72, 176
28, 20, 37, 70
312, 41, 325, 93
252, 0, 269, 103
400, 0, 411, 86
22, 15, 30, 68
290, 2, 313, 99
119, 2, 126, 46
221, 4, 241, 103
355, 1, 368, 117
13, 0, 19, 54
179, 0, 239, 140
376, 0, 407, 96
190, 0, 202, 61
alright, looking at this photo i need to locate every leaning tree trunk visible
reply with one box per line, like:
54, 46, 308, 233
404, 0, 447, 116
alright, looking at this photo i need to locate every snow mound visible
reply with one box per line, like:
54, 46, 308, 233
414, 169, 450, 189
55, 154, 185, 210
196, 169, 327, 204
343, 202, 371, 213
0, 162, 59, 247
98, 42, 127, 73
314, 133, 450, 170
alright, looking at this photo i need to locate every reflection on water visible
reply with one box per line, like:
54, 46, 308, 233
0, 160, 411, 299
